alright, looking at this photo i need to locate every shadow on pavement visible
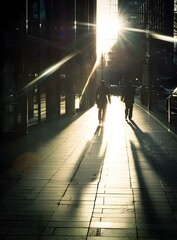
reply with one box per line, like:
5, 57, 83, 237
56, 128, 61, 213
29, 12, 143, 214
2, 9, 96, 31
0, 111, 86, 174
52, 125, 107, 236
127, 119, 177, 239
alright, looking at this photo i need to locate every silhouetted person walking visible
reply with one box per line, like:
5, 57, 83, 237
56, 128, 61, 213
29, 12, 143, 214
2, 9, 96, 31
95, 80, 111, 125
121, 82, 135, 120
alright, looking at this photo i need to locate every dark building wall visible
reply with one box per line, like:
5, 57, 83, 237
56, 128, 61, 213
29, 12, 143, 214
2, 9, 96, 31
146, 0, 174, 81
119, 0, 174, 84
1, 0, 96, 133
2, 0, 28, 134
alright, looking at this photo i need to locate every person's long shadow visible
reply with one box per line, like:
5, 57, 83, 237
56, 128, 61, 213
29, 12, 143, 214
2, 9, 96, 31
70, 124, 106, 198
53, 125, 107, 235
127, 119, 177, 239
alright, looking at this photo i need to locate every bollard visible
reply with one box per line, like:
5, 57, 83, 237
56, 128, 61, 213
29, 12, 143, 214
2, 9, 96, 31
167, 95, 171, 123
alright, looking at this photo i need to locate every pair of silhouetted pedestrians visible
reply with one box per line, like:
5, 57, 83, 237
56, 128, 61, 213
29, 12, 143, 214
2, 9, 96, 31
95, 80, 135, 124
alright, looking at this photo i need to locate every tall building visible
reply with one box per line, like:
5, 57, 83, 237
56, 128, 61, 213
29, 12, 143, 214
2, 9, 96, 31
119, 0, 145, 27
118, 0, 175, 86
138, 0, 174, 85
1, 0, 96, 135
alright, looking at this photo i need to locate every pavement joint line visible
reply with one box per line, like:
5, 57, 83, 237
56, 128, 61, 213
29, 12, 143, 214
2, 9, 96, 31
125, 114, 141, 240
136, 103, 177, 139
81, 125, 108, 239
57, 140, 92, 204
2, 97, 177, 239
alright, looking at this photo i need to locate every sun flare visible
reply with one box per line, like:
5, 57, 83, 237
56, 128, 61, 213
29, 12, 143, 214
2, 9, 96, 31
96, 0, 120, 59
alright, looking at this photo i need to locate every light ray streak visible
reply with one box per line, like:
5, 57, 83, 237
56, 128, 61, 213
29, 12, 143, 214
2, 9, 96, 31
80, 26, 177, 103
18, 50, 80, 95
76, 21, 96, 27
80, 26, 177, 104
124, 27, 177, 43
151, 32, 177, 43
79, 58, 99, 103
124, 27, 147, 34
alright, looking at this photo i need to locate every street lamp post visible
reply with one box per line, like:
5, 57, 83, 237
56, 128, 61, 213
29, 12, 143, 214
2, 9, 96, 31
101, 53, 104, 79
146, 30, 151, 111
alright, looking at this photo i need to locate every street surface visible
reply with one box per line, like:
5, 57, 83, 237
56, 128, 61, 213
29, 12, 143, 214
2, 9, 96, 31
1, 96, 177, 239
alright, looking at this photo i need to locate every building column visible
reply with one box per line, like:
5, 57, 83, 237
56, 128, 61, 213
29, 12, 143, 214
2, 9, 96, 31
46, 76, 60, 119
66, 75, 75, 115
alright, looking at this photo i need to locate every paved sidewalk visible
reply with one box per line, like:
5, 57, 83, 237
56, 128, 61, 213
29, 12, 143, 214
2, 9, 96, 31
1, 96, 177, 240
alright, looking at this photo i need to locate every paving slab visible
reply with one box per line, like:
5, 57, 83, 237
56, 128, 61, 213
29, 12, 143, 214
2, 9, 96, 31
1, 96, 177, 239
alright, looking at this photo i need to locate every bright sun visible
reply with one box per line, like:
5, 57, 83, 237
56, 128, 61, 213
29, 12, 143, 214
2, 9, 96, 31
96, 0, 123, 60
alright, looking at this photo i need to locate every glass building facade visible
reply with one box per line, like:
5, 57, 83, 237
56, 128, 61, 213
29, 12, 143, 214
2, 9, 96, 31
1, 0, 176, 135
118, 0, 175, 86
1, 0, 96, 134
